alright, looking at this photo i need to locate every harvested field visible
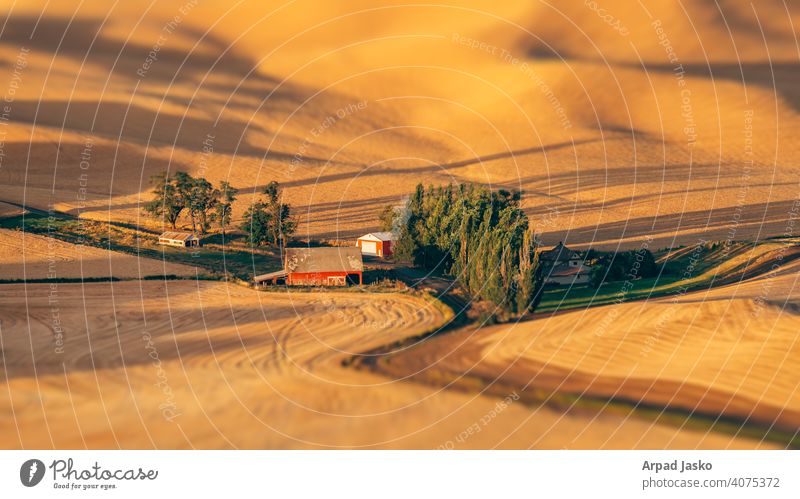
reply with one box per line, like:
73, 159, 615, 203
0, 202, 26, 219
2, 0, 799, 451
0, 281, 765, 449
0, 1, 799, 248
377, 260, 800, 447
0, 228, 198, 280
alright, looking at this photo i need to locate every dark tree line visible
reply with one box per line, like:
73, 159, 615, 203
588, 248, 659, 288
391, 183, 544, 318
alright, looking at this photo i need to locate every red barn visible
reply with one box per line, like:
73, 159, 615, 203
255, 247, 363, 286
356, 232, 394, 257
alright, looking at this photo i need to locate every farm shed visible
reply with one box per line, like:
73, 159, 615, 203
356, 232, 394, 257
540, 242, 592, 285
256, 247, 363, 286
158, 231, 201, 248
253, 269, 288, 286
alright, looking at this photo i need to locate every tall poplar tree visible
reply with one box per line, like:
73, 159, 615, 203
395, 182, 544, 318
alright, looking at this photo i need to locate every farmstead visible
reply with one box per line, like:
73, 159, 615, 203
255, 247, 363, 286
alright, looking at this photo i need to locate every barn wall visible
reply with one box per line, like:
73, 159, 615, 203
287, 271, 361, 286
158, 239, 189, 247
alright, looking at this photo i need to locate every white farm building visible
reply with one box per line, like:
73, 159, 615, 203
158, 231, 201, 248
356, 232, 394, 257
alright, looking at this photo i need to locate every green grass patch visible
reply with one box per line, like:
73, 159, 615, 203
537, 276, 683, 312
538, 238, 799, 313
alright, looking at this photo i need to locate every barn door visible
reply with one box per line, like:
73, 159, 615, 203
327, 276, 346, 286
361, 241, 377, 255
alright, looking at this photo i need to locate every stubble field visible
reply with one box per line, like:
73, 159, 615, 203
1, 0, 799, 449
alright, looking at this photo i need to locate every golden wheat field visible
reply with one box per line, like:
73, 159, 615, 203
0, 280, 766, 449
1, 0, 799, 451
0, 228, 197, 279
383, 259, 800, 446
1, 1, 799, 246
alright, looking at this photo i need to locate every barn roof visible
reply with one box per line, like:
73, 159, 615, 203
285, 247, 363, 273
358, 232, 394, 242
159, 231, 198, 241
540, 242, 580, 262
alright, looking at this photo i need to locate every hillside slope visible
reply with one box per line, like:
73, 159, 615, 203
0, 1, 798, 246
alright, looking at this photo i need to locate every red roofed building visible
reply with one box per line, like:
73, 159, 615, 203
254, 247, 363, 287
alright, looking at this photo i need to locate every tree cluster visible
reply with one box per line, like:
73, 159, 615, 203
144, 171, 238, 234
588, 248, 659, 288
240, 181, 296, 248
145, 172, 297, 248
392, 183, 544, 317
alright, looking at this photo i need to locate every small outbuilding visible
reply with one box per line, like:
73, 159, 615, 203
255, 247, 363, 287
540, 242, 592, 285
356, 232, 394, 257
253, 269, 288, 286
158, 231, 201, 248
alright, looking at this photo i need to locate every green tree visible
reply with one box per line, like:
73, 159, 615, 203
173, 171, 197, 232
240, 202, 272, 247
635, 248, 659, 278
189, 177, 218, 234
241, 181, 296, 249
589, 263, 608, 289
515, 228, 544, 315
396, 182, 542, 318
214, 181, 238, 235
262, 181, 296, 249
144, 172, 185, 229
394, 185, 425, 263
378, 204, 397, 232
589, 249, 660, 288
